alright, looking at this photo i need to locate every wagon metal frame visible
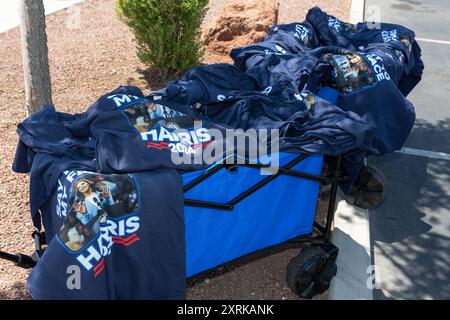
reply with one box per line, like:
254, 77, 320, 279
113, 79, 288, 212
0, 153, 345, 299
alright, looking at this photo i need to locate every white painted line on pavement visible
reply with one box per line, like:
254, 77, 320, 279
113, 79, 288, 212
416, 37, 450, 45
396, 147, 450, 161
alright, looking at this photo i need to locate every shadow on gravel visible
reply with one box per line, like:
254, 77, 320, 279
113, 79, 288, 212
125, 68, 168, 92
369, 118, 450, 299
0, 281, 30, 300
127, 67, 188, 92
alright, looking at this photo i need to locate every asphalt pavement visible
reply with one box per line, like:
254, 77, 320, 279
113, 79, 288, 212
365, 0, 450, 299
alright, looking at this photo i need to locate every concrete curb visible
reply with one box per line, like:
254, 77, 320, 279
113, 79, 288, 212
329, 197, 373, 300
328, 0, 373, 300
0, 0, 85, 33
349, 0, 365, 23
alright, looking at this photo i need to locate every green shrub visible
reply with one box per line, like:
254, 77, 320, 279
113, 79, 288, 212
116, 0, 208, 80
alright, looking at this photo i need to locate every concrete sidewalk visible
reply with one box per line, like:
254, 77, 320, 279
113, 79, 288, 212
0, 0, 85, 33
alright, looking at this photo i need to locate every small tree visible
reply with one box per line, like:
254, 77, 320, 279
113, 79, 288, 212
116, 0, 208, 80
19, 0, 52, 115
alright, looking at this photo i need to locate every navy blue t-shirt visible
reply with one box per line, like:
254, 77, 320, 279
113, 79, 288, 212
151, 64, 377, 157
316, 46, 416, 154
27, 166, 186, 300
305, 6, 424, 96
65, 86, 235, 173
13, 102, 186, 299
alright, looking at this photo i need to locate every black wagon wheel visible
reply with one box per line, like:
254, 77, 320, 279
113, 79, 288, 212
286, 244, 338, 299
347, 165, 388, 209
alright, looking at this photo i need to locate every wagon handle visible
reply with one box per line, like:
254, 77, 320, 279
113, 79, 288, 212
0, 251, 36, 269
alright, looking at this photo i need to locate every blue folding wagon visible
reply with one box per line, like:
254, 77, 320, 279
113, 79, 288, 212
179, 87, 346, 299
1, 88, 367, 299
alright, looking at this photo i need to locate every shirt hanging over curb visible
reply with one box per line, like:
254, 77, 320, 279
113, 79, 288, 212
13, 103, 186, 300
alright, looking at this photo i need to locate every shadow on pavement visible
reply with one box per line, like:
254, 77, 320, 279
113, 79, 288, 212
369, 118, 450, 299
330, 226, 372, 300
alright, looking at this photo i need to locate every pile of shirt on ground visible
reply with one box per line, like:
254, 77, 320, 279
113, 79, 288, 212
13, 7, 423, 299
